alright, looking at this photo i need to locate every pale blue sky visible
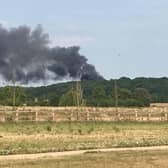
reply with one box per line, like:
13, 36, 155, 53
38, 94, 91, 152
0, 0, 168, 79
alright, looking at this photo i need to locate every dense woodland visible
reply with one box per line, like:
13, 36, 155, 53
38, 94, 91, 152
0, 77, 168, 107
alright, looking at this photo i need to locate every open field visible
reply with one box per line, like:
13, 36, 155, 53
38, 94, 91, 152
1, 121, 168, 155
1, 150, 168, 168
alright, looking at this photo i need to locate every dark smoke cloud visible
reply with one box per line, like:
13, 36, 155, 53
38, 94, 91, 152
0, 24, 103, 84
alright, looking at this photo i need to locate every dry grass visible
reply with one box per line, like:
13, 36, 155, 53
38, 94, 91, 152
0, 122, 168, 155
1, 150, 168, 168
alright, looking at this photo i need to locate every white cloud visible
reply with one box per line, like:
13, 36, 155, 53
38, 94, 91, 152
0, 20, 8, 27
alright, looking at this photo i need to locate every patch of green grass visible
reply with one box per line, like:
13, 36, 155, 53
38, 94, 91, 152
0, 121, 168, 155
1, 121, 168, 134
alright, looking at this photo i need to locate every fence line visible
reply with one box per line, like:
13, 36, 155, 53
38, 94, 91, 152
0, 106, 168, 122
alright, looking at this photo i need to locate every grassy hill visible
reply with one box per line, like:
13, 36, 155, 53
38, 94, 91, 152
1, 77, 168, 107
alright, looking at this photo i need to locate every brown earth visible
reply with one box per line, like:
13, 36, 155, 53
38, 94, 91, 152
1, 146, 168, 161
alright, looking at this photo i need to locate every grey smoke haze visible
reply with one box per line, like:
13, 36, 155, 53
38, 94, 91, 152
0, 24, 102, 84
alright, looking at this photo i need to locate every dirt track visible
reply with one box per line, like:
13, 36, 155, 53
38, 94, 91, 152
1, 146, 168, 161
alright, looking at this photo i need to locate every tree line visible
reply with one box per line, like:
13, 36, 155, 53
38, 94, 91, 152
0, 77, 168, 107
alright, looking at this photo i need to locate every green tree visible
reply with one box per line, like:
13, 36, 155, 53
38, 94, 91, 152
0, 86, 26, 106
90, 86, 111, 107
15, 86, 26, 106
59, 91, 72, 106
133, 88, 152, 106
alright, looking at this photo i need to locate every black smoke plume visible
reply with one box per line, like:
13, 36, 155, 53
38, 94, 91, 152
0, 24, 103, 84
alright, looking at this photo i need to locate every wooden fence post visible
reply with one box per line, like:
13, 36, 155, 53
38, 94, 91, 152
1, 112, 5, 122
69, 111, 73, 121
35, 111, 38, 121
15, 111, 19, 121
148, 112, 151, 121
165, 113, 168, 121
86, 109, 90, 121
135, 110, 138, 121
117, 111, 121, 121
52, 111, 55, 121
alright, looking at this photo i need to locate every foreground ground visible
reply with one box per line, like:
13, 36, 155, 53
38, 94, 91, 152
1, 149, 168, 168
1, 121, 168, 155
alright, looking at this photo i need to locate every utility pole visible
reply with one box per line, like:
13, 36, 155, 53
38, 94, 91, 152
114, 79, 120, 120
12, 70, 16, 110
76, 81, 80, 108
114, 79, 118, 108
76, 80, 83, 120
75, 66, 85, 120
